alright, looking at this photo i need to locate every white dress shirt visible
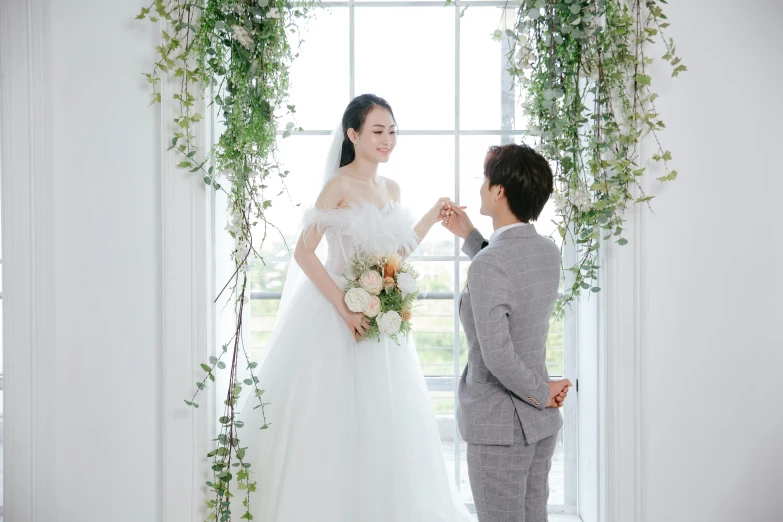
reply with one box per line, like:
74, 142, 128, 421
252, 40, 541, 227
489, 222, 530, 244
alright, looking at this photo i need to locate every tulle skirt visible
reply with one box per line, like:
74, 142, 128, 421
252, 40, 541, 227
233, 274, 473, 521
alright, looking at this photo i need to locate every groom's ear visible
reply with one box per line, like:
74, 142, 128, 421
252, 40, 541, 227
495, 184, 506, 201
347, 128, 359, 145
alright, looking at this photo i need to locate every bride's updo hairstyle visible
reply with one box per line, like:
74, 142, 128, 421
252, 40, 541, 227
340, 94, 397, 167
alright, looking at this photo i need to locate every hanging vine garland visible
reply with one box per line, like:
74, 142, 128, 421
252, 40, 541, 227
137, 0, 314, 519
498, 0, 684, 315
138, 0, 683, 519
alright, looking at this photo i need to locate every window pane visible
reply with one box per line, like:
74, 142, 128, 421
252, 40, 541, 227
460, 6, 503, 130
381, 135, 456, 256
409, 260, 453, 294
355, 7, 455, 130
458, 134, 561, 242
458, 135, 502, 239
257, 135, 334, 251
277, 9, 350, 130
249, 299, 281, 365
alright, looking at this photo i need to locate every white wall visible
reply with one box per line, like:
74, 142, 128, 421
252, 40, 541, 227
635, 2, 783, 521
50, 1, 163, 520
2, 0, 168, 520
4, 1, 783, 522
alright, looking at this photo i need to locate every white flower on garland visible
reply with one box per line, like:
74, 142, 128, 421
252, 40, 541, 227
267, 8, 282, 19
553, 192, 569, 213
569, 185, 592, 211
220, 168, 235, 182
225, 208, 245, 236
233, 238, 251, 262
515, 47, 532, 69
231, 25, 253, 49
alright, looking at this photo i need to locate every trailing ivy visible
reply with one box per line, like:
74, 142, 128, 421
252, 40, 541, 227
138, 0, 314, 519
498, 0, 683, 314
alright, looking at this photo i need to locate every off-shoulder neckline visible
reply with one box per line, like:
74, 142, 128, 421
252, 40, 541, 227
315, 199, 399, 214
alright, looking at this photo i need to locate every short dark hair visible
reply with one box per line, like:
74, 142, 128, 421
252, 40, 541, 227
340, 94, 397, 167
483, 143, 553, 222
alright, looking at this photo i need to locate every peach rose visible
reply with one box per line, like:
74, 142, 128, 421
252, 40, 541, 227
364, 295, 382, 318
358, 270, 383, 295
400, 309, 412, 322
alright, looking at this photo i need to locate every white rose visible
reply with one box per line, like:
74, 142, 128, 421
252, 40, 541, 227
363, 295, 382, 318
230, 209, 244, 226
358, 270, 384, 295
396, 272, 418, 298
377, 311, 402, 337
267, 7, 282, 19
344, 287, 372, 313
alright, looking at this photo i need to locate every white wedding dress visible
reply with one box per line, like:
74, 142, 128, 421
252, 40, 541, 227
234, 201, 473, 522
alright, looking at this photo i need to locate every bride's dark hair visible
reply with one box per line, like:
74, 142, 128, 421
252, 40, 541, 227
340, 94, 397, 167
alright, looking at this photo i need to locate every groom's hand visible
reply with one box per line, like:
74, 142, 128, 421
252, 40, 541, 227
440, 203, 475, 240
547, 379, 572, 408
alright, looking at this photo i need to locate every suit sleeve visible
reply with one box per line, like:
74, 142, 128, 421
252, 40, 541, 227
467, 254, 550, 410
461, 228, 488, 260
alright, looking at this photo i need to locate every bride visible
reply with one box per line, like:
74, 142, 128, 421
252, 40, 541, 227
235, 94, 473, 521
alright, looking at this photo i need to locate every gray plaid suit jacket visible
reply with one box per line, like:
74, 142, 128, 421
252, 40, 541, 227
457, 225, 562, 445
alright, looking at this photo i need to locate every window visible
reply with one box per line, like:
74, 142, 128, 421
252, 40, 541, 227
219, 1, 576, 514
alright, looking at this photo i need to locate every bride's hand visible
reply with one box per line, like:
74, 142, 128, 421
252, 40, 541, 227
426, 197, 453, 226
440, 203, 473, 240
340, 307, 371, 340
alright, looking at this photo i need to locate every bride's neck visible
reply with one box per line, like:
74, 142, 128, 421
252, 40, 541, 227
347, 156, 380, 183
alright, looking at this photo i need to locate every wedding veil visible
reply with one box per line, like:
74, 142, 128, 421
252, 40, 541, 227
274, 122, 344, 321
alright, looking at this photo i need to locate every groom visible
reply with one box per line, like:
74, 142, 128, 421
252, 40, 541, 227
442, 143, 571, 522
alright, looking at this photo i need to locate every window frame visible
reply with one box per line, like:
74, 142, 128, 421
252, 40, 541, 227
235, 0, 583, 515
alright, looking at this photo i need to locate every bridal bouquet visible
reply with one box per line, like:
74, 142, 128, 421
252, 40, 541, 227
343, 252, 420, 343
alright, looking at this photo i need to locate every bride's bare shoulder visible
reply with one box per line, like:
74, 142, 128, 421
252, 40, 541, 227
315, 176, 346, 210
380, 176, 401, 201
